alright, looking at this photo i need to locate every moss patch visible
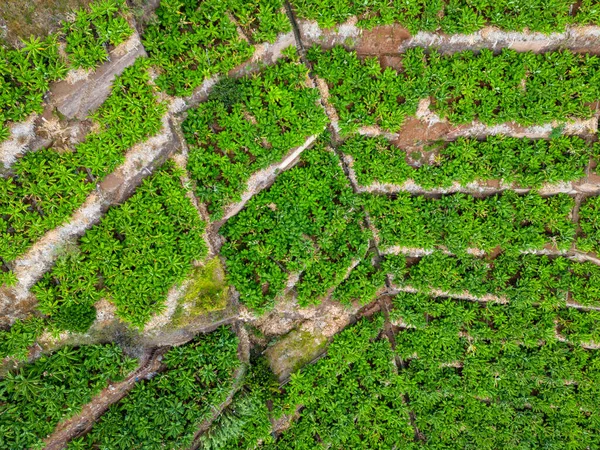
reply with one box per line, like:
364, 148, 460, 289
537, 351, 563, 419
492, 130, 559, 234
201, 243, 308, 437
171, 258, 229, 328
265, 329, 329, 380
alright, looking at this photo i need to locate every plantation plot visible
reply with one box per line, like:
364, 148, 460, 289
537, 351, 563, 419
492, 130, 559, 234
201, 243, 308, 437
0, 343, 136, 450
268, 294, 600, 449
290, 0, 600, 33
391, 292, 600, 449
309, 46, 600, 134
270, 315, 415, 449
183, 51, 328, 220
31, 160, 206, 331
67, 327, 240, 450
0, 60, 166, 287
220, 140, 370, 311
143, 0, 290, 96
341, 134, 600, 190
364, 191, 576, 254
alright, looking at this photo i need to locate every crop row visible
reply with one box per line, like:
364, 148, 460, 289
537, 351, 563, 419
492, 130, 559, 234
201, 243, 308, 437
0, 59, 166, 287
0, 343, 136, 450
182, 49, 328, 220
291, 0, 600, 34
0, 0, 133, 142
342, 134, 599, 190
309, 46, 600, 133
67, 327, 240, 450
365, 190, 576, 254
144, 0, 290, 96
396, 251, 600, 310
31, 160, 206, 332
220, 137, 370, 311
336, 248, 600, 310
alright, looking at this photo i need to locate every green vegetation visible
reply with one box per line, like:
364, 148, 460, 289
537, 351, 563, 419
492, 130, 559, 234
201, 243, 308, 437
343, 134, 598, 188
63, 0, 133, 69
364, 191, 575, 254
309, 46, 600, 132
0, 344, 136, 450
199, 358, 277, 449
331, 255, 386, 305
68, 327, 239, 450
307, 45, 426, 134
391, 251, 600, 308
183, 51, 328, 219
291, 0, 600, 33
391, 292, 600, 448
577, 196, 600, 254
272, 315, 415, 448
1, 60, 165, 286
0, 317, 45, 361
267, 295, 600, 448
220, 140, 370, 311
426, 49, 600, 125
32, 161, 206, 330
143, 0, 290, 96
0, 35, 67, 142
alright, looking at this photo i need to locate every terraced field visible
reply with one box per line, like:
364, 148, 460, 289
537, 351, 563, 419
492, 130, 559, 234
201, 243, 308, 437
1, 0, 600, 448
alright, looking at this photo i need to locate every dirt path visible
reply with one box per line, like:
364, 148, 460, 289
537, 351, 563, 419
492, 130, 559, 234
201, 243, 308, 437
298, 18, 600, 56
42, 347, 167, 450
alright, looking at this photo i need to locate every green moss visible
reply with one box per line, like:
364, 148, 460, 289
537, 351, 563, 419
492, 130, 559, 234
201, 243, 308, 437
171, 258, 229, 327
266, 329, 329, 379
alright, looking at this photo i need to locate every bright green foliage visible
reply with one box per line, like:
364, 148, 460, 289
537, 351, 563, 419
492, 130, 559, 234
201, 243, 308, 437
310, 46, 600, 130
364, 191, 575, 254
64, 0, 133, 69
0, 0, 133, 143
228, 0, 291, 44
183, 53, 328, 220
0, 35, 67, 141
392, 292, 600, 448
69, 327, 239, 450
331, 255, 386, 305
143, 0, 289, 96
426, 49, 600, 125
200, 391, 272, 450
307, 45, 427, 134
0, 317, 45, 361
32, 161, 207, 330
200, 358, 277, 449
342, 134, 597, 189
0, 60, 165, 279
557, 307, 600, 345
220, 142, 370, 311
291, 0, 599, 34
271, 316, 415, 449
577, 196, 600, 254
0, 344, 136, 450
394, 251, 600, 308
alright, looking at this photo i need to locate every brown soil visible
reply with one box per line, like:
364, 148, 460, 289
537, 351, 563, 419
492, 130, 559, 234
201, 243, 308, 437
355, 24, 411, 56
393, 117, 455, 150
